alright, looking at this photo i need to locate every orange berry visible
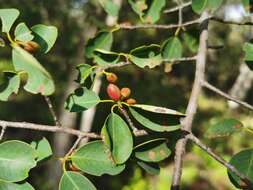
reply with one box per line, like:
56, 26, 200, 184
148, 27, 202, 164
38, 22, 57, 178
120, 87, 131, 99
106, 73, 118, 83
126, 98, 136, 105
107, 83, 121, 101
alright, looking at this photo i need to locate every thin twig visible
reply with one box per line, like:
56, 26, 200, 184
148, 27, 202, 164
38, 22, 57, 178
119, 107, 138, 133
0, 125, 6, 141
171, 12, 209, 190
65, 136, 83, 157
211, 17, 253, 26
163, 1, 192, 14
44, 96, 61, 126
188, 133, 253, 188
202, 81, 253, 111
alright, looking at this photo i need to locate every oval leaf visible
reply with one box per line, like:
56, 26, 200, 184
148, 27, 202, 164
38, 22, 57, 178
143, 0, 166, 24
205, 119, 243, 139
129, 107, 181, 132
12, 45, 55, 95
162, 37, 183, 60
137, 161, 160, 175
134, 139, 171, 162
59, 171, 96, 190
129, 44, 162, 68
0, 140, 37, 182
99, 0, 120, 17
31, 137, 52, 162
0, 9, 20, 33
71, 140, 125, 176
0, 181, 34, 190
85, 31, 113, 58
228, 149, 253, 189
65, 87, 100, 112
31, 24, 58, 53
14, 23, 34, 42
101, 113, 133, 164
94, 49, 120, 66
76, 64, 93, 84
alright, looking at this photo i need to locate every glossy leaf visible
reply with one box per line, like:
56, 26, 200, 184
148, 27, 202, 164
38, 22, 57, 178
243, 42, 253, 70
192, 0, 207, 14
0, 181, 34, 190
228, 149, 253, 189
131, 104, 186, 116
129, 107, 181, 132
94, 49, 120, 66
31, 137, 52, 162
99, 0, 120, 17
85, 31, 113, 58
129, 44, 162, 68
143, 0, 166, 24
0, 72, 20, 101
12, 45, 55, 95
128, 0, 147, 15
0, 140, 37, 182
0, 9, 19, 33
137, 161, 160, 175
59, 171, 96, 190
101, 113, 133, 164
14, 23, 34, 42
76, 64, 93, 84
134, 139, 171, 162
65, 87, 100, 112
71, 140, 125, 176
31, 24, 58, 53
162, 37, 183, 60
205, 119, 243, 139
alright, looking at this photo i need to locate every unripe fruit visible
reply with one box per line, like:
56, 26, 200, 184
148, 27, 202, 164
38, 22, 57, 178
107, 83, 121, 101
23, 41, 40, 53
106, 73, 118, 83
120, 87, 131, 99
126, 98, 136, 105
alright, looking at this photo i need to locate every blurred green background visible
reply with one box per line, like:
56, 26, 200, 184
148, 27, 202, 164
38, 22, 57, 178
0, 0, 253, 189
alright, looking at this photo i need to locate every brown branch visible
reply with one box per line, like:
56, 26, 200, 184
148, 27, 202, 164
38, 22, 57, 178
187, 133, 253, 188
171, 12, 209, 190
163, 1, 192, 14
202, 80, 253, 111
119, 107, 139, 133
43, 96, 61, 126
65, 136, 83, 157
0, 125, 6, 141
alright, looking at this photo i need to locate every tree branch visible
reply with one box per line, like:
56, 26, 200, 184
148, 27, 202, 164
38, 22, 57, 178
171, 12, 209, 190
187, 133, 253, 188
202, 80, 253, 111
163, 1, 192, 14
43, 96, 61, 126
0, 125, 6, 141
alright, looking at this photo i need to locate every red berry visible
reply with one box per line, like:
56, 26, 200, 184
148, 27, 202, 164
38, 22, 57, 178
107, 83, 121, 101
106, 73, 118, 83
120, 87, 131, 99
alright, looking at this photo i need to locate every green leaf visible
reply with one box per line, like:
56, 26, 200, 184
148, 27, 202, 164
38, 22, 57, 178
0, 140, 37, 182
162, 37, 183, 60
207, 0, 223, 11
205, 119, 243, 139
101, 113, 133, 164
71, 140, 125, 176
31, 24, 58, 53
59, 171, 96, 190
143, 0, 166, 24
0, 181, 34, 190
182, 33, 198, 53
228, 149, 253, 189
0, 9, 20, 33
14, 23, 34, 42
137, 161, 160, 175
76, 64, 93, 84
134, 139, 171, 162
65, 87, 100, 112
129, 44, 162, 68
12, 45, 55, 95
243, 42, 253, 70
192, 0, 208, 14
131, 104, 186, 116
129, 107, 181, 132
0, 72, 20, 101
31, 137, 52, 162
128, 0, 147, 15
85, 31, 113, 58
94, 49, 120, 66
99, 0, 120, 17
